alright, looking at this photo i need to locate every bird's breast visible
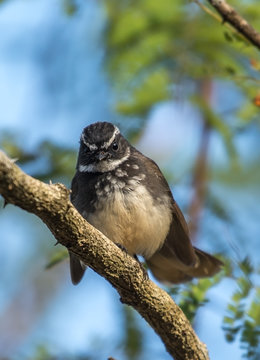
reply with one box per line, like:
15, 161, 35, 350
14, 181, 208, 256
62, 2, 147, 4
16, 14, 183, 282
82, 174, 172, 259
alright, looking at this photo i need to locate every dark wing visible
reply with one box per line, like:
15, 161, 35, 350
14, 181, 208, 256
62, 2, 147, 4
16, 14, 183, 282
136, 151, 197, 267
146, 201, 199, 283
133, 151, 198, 268
69, 173, 87, 285
159, 201, 197, 267
143, 170, 223, 283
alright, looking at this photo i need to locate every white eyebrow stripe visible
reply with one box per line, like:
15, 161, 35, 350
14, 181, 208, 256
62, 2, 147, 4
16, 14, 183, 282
86, 143, 98, 151
81, 133, 98, 151
101, 126, 120, 149
80, 125, 120, 151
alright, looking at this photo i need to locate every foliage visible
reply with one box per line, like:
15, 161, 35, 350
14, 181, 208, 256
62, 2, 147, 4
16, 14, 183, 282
63, 0, 78, 15
167, 258, 260, 359
223, 258, 260, 359
104, 0, 260, 128
45, 248, 69, 269
121, 306, 144, 359
0, 133, 76, 184
169, 261, 226, 323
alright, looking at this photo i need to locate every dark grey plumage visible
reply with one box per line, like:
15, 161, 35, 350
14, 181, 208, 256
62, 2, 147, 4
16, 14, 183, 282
69, 121, 222, 285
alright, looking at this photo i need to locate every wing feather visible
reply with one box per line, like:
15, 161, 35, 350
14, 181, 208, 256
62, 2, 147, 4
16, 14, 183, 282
158, 201, 197, 267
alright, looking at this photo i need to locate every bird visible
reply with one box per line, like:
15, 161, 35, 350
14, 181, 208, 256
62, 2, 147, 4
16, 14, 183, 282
69, 121, 222, 285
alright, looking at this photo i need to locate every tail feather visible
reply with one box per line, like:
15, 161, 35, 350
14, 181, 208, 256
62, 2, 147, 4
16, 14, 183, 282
69, 252, 87, 285
187, 247, 223, 278
146, 248, 223, 284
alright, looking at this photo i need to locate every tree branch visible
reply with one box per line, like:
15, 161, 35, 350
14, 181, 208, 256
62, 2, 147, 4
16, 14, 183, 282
0, 150, 209, 360
205, 0, 260, 50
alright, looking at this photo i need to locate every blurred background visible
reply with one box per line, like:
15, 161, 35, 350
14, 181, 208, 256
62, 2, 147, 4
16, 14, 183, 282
0, 0, 260, 359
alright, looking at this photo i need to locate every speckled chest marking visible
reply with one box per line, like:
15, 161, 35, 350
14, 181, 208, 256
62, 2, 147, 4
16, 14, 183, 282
82, 168, 172, 259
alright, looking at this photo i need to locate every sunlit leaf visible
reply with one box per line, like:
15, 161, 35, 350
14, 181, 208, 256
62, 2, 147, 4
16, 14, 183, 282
45, 248, 69, 269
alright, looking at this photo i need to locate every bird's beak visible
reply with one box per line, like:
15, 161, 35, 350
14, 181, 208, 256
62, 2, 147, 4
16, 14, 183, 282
96, 151, 108, 161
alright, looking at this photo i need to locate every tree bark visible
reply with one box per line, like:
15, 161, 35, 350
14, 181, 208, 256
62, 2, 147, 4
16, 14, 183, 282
0, 150, 209, 360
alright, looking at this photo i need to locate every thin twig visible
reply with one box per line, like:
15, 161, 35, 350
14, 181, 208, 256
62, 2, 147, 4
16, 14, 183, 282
205, 0, 260, 50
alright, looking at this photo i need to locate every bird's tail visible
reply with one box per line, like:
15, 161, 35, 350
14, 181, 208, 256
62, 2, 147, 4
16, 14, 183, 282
146, 248, 223, 284
69, 251, 87, 285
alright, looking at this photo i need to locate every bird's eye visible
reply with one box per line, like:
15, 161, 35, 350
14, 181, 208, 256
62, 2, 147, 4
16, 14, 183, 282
112, 142, 118, 151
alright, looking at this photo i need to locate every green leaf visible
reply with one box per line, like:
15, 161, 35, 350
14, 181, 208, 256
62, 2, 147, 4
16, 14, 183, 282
116, 69, 170, 116
45, 249, 69, 269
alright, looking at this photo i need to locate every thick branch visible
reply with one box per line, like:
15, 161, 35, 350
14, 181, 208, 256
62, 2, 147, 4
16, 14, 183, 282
0, 150, 209, 360
206, 0, 260, 50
